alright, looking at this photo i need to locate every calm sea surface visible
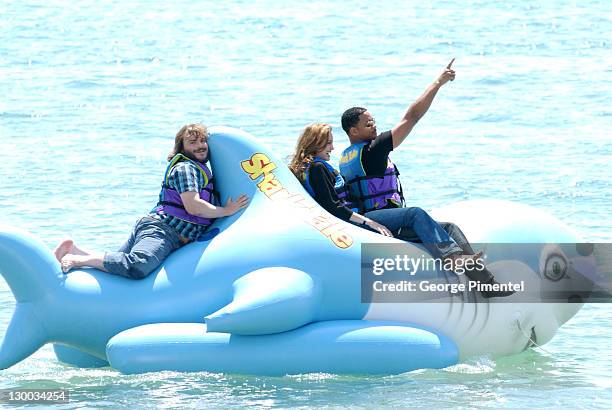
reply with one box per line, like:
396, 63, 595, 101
0, 0, 610, 408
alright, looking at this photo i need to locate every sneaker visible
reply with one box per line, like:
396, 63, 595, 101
480, 279, 516, 299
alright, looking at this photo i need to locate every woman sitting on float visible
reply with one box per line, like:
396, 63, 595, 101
288, 123, 512, 298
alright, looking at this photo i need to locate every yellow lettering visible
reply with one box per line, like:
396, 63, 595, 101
241, 153, 277, 180
268, 188, 291, 200
290, 195, 317, 209
320, 222, 343, 236
241, 153, 353, 249
330, 230, 353, 249
282, 193, 318, 211
310, 215, 332, 231
259, 175, 283, 197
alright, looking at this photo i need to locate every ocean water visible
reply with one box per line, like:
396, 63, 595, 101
0, 0, 610, 408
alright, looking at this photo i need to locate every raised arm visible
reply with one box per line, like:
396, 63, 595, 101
391, 58, 456, 149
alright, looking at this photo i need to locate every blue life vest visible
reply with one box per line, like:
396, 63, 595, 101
302, 157, 357, 211
154, 154, 217, 226
339, 142, 404, 214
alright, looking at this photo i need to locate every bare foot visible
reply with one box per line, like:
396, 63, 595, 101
60, 254, 88, 273
53, 239, 89, 262
54, 239, 74, 262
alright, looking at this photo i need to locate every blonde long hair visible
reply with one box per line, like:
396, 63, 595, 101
288, 123, 332, 180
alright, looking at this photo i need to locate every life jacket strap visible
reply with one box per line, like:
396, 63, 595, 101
359, 188, 403, 201
159, 200, 187, 210
345, 168, 400, 185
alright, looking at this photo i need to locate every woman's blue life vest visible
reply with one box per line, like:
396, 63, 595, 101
301, 157, 358, 212
339, 142, 405, 214
154, 154, 217, 226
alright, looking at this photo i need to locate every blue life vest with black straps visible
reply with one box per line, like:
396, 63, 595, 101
302, 157, 357, 212
339, 142, 404, 214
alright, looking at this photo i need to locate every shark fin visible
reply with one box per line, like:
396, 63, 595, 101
0, 303, 47, 369
204, 267, 320, 335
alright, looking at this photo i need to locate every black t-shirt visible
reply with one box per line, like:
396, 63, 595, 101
307, 162, 354, 222
361, 130, 394, 175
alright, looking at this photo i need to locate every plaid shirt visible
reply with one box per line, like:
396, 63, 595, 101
153, 161, 212, 241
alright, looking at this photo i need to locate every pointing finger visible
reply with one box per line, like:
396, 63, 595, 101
447, 57, 455, 69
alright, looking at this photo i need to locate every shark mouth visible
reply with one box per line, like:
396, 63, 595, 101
523, 326, 538, 351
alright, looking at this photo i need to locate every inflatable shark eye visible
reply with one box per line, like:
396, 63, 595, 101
544, 254, 567, 281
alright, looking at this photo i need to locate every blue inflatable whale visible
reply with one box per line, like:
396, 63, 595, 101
0, 127, 588, 375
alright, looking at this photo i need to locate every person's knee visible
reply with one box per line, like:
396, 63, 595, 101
128, 264, 154, 280
405, 206, 428, 222
125, 251, 159, 279
405, 206, 425, 213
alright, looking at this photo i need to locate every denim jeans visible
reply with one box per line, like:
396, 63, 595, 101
364, 207, 463, 258
103, 216, 181, 279
437, 222, 475, 255
364, 207, 494, 282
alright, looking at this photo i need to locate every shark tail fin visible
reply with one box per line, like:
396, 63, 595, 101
0, 303, 47, 369
0, 224, 63, 302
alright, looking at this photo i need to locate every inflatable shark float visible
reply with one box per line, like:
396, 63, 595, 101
0, 126, 591, 375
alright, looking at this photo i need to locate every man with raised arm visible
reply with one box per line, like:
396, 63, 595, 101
339, 58, 456, 213
339, 60, 514, 297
